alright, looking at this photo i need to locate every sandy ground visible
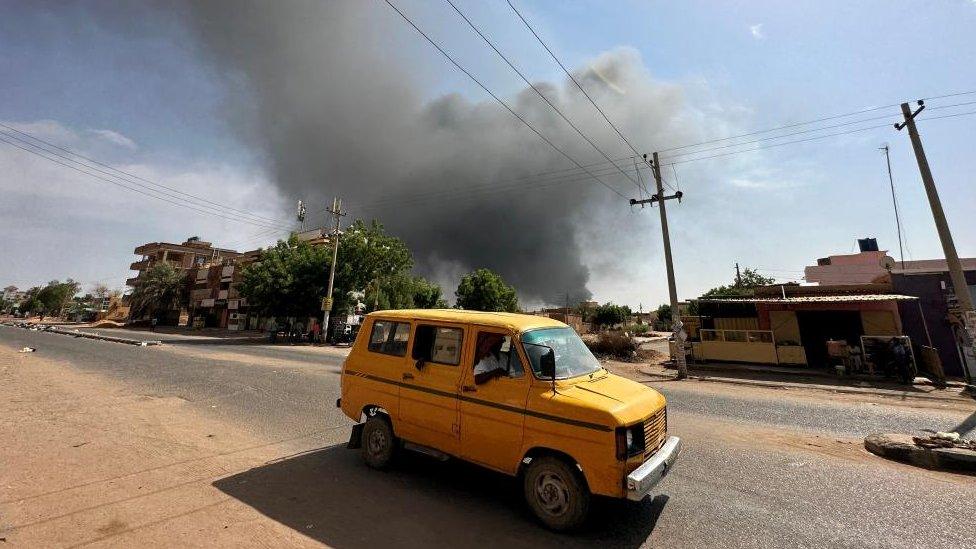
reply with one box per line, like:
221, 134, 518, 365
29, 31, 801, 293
0, 346, 323, 547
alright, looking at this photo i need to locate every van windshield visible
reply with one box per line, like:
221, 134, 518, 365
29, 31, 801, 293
522, 327, 602, 379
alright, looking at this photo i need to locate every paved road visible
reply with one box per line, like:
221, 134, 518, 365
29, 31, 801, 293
3, 325, 974, 548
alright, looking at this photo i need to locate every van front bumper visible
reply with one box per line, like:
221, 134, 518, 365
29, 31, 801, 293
625, 436, 681, 501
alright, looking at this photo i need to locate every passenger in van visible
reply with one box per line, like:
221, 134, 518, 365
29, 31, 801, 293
473, 333, 509, 384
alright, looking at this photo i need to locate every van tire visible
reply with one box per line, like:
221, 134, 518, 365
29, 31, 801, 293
523, 456, 590, 531
361, 415, 396, 469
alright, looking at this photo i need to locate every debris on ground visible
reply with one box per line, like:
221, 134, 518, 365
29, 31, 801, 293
912, 433, 976, 450
19, 347, 36, 353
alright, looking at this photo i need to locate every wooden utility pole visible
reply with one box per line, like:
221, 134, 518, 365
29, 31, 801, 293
322, 197, 345, 341
897, 101, 975, 383
631, 152, 687, 379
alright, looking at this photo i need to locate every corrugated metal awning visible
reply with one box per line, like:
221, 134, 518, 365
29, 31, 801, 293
699, 294, 918, 304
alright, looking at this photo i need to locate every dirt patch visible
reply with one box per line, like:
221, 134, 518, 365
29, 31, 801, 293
0, 345, 325, 547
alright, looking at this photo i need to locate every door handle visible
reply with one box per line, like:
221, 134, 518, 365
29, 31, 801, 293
461, 385, 477, 392
402, 373, 415, 380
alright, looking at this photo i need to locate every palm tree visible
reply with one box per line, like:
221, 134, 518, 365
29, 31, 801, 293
130, 263, 187, 323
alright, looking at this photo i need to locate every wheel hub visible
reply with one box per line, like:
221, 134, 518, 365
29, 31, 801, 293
536, 472, 569, 515
368, 428, 387, 455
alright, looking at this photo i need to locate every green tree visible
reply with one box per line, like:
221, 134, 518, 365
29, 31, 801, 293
655, 303, 672, 325
367, 274, 447, 311
240, 220, 416, 319
238, 236, 331, 319
129, 264, 187, 321
592, 302, 632, 328
37, 279, 81, 318
699, 267, 776, 299
455, 269, 519, 312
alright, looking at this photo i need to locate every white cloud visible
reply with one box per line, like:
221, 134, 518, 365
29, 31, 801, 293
88, 128, 138, 150
0, 119, 289, 292
750, 24, 764, 40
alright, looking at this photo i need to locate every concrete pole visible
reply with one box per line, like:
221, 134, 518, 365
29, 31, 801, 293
900, 102, 974, 383
651, 152, 688, 379
323, 197, 342, 341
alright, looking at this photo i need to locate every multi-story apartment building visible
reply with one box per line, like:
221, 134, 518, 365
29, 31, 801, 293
127, 236, 241, 288
129, 231, 333, 328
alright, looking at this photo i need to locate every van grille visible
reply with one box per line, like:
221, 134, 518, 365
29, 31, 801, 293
643, 407, 667, 458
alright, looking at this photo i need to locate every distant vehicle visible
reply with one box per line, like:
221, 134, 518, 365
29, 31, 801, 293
337, 309, 680, 531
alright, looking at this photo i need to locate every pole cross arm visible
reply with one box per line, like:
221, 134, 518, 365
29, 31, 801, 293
630, 191, 683, 206
895, 100, 925, 131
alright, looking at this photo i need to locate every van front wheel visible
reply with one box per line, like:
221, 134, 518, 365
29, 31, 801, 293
523, 456, 590, 531
361, 415, 396, 469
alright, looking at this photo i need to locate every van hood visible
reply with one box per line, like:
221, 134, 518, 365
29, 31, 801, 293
558, 371, 665, 425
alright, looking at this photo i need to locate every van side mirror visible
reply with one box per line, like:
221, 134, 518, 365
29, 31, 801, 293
539, 348, 556, 380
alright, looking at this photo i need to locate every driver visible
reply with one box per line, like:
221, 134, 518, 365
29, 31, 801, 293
473, 333, 508, 384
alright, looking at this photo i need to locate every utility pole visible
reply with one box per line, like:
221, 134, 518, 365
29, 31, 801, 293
322, 197, 346, 342
879, 144, 905, 269
735, 262, 742, 287
896, 100, 975, 384
630, 152, 687, 379
297, 200, 307, 232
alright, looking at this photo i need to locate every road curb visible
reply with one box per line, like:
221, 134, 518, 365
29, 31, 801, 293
52, 328, 162, 346
864, 433, 976, 474
635, 369, 971, 403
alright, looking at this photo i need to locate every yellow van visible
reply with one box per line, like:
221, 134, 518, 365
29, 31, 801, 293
337, 309, 680, 530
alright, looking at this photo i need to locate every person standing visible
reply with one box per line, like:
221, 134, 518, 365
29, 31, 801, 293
311, 320, 321, 344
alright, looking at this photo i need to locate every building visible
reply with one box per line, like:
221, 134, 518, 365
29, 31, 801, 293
694, 284, 916, 370
887, 259, 976, 379
127, 237, 241, 289
800, 238, 975, 377
804, 238, 894, 285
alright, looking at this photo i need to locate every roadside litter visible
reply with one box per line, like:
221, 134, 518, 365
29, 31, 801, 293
19, 347, 36, 353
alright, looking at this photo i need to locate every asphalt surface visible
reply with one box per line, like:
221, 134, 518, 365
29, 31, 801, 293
3, 324, 975, 548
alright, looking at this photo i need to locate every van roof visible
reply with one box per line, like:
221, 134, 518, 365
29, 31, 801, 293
366, 309, 568, 332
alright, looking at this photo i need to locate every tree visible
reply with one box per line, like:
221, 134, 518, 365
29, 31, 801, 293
238, 236, 331, 319
699, 267, 776, 299
129, 264, 187, 321
240, 220, 416, 319
455, 269, 519, 312
365, 274, 447, 311
92, 283, 110, 300
37, 279, 81, 318
592, 302, 632, 328
655, 303, 672, 325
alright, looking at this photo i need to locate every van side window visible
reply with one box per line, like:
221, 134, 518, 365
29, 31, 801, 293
367, 320, 410, 357
473, 332, 524, 378
413, 325, 463, 366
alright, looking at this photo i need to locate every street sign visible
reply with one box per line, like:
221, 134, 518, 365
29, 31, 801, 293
321, 297, 333, 311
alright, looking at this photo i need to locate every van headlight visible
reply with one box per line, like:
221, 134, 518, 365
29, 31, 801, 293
615, 422, 645, 460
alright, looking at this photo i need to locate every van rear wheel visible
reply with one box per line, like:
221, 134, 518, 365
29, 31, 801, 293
361, 415, 396, 469
523, 456, 590, 531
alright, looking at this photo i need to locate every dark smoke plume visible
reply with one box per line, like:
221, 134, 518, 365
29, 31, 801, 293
170, 1, 695, 304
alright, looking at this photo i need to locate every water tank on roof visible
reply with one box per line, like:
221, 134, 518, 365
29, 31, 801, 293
858, 238, 879, 252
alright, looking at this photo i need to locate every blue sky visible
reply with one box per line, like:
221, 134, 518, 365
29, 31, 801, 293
1, 0, 975, 306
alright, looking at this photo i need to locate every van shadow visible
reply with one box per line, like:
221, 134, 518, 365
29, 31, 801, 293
213, 445, 666, 548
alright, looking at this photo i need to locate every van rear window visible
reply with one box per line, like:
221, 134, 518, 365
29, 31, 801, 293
367, 320, 410, 356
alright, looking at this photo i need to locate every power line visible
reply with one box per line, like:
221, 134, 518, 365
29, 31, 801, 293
661, 99, 976, 161
657, 90, 976, 155
0, 134, 297, 231
444, 0, 645, 196
381, 0, 626, 198
506, 0, 644, 159
0, 122, 290, 227
665, 109, 976, 166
